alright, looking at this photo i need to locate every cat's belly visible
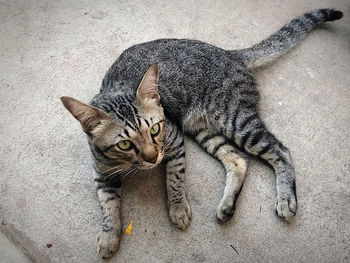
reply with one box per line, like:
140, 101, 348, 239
181, 108, 221, 134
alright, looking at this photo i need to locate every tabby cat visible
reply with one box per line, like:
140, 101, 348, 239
61, 9, 343, 259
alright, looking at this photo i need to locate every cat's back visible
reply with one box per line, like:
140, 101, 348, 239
101, 38, 251, 122
102, 38, 243, 92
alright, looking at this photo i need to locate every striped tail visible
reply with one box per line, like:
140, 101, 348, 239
237, 9, 343, 68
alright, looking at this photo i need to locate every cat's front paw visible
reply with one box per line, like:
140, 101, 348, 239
97, 231, 120, 259
168, 198, 192, 230
275, 191, 297, 221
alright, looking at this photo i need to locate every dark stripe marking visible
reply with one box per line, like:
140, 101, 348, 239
106, 197, 116, 202
257, 143, 272, 156
199, 133, 221, 145
95, 146, 116, 160
231, 107, 240, 133
240, 130, 252, 148
178, 140, 184, 148
133, 146, 140, 154
320, 9, 329, 20
171, 185, 180, 192
248, 130, 265, 148
212, 141, 227, 156
239, 113, 258, 131
137, 118, 141, 127
94, 178, 104, 183
152, 137, 157, 145
168, 152, 185, 161
170, 162, 184, 168
194, 128, 205, 137
103, 188, 121, 198
124, 129, 130, 137
100, 103, 112, 112
96, 184, 106, 191
125, 121, 136, 131
304, 13, 319, 25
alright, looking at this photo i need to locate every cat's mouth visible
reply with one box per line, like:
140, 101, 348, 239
139, 152, 164, 170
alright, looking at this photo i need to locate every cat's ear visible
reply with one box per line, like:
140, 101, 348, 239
61, 96, 110, 135
136, 64, 160, 103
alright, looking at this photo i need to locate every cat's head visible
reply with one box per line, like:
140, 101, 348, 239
61, 64, 166, 174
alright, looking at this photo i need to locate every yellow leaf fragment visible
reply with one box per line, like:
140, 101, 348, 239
125, 218, 133, 235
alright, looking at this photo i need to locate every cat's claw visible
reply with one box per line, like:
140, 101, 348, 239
96, 231, 120, 259
275, 192, 297, 221
169, 199, 192, 230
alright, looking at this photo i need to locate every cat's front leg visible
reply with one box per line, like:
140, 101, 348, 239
95, 178, 122, 259
164, 125, 192, 230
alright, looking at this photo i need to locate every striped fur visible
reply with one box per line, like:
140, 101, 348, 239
95, 179, 122, 259
193, 128, 248, 222
164, 123, 192, 229
237, 9, 343, 68
61, 8, 342, 259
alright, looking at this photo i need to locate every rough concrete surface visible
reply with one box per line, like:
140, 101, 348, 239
0, 0, 349, 262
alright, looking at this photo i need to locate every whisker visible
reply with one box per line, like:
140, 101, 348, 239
101, 166, 124, 176
101, 164, 140, 183
104, 167, 132, 182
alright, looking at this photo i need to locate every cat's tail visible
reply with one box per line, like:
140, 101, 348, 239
236, 9, 343, 68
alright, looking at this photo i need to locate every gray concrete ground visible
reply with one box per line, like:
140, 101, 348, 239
1, 0, 349, 262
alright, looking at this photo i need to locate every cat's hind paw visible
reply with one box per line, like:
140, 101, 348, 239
168, 198, 192, 230
216, 199, 235, 223
96, 231, 120, 259
275, 192, 297, 221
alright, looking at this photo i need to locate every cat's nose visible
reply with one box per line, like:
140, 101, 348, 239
148, 155, 158, 164
142, 146, 158, 164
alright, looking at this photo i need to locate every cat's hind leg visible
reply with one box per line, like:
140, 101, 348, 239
230, 109, 297, 220
192, 128, 248, 222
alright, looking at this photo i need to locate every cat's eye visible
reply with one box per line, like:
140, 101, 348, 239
117, 140, 132, 150
150, 123, 160, 136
